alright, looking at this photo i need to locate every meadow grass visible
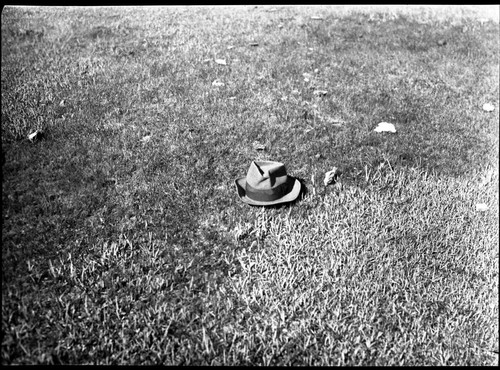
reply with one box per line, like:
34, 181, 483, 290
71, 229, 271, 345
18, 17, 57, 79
1, 5, 499, 365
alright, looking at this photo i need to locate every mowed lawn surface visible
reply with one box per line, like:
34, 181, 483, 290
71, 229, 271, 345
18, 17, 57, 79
1, 5, 498, 365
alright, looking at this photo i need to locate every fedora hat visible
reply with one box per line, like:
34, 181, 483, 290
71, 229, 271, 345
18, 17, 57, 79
235, 161, 302, 206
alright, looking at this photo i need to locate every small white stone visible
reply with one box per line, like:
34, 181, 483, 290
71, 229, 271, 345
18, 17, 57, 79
476, 203, 489, 212
212, 79, 225, 87
483, 103, 495, 112
374, 122, 396, 133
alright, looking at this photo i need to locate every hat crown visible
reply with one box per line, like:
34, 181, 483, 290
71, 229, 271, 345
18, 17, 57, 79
246, 161, 288, 190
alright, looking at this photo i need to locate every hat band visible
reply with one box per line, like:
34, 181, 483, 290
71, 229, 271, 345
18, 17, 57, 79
245, 179, 292, 202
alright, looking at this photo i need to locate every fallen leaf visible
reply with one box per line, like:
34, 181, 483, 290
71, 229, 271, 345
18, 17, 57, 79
252, 141, 266, 151
28, 130, 40, 142
374, 122, 397, 133
212, 79, 225, 87
325, 116, 344, 123
324, 167, 339, 186
483, 103, 495, 112
315, 153, 322, 159
215, 59, 227, 65
59, 99, 65, 107
325, 117, 345, 126
480, 168, 494, 187
311, 16, 323, 20
313, 90, 328, 96
476, 203, 489, 212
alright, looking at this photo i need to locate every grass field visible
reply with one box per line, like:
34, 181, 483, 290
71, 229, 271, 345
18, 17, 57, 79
1, 5, 499, 365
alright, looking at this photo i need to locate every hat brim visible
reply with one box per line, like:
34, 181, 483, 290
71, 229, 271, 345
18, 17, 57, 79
234, 176, 302, 206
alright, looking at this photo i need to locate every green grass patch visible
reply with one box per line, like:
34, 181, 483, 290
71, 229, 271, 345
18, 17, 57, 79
2, 5, 498, 365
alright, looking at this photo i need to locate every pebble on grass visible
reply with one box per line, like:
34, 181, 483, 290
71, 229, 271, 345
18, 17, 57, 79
476, 203, 489, 212
374, 122, 397, 133
483, 103, 495, 112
